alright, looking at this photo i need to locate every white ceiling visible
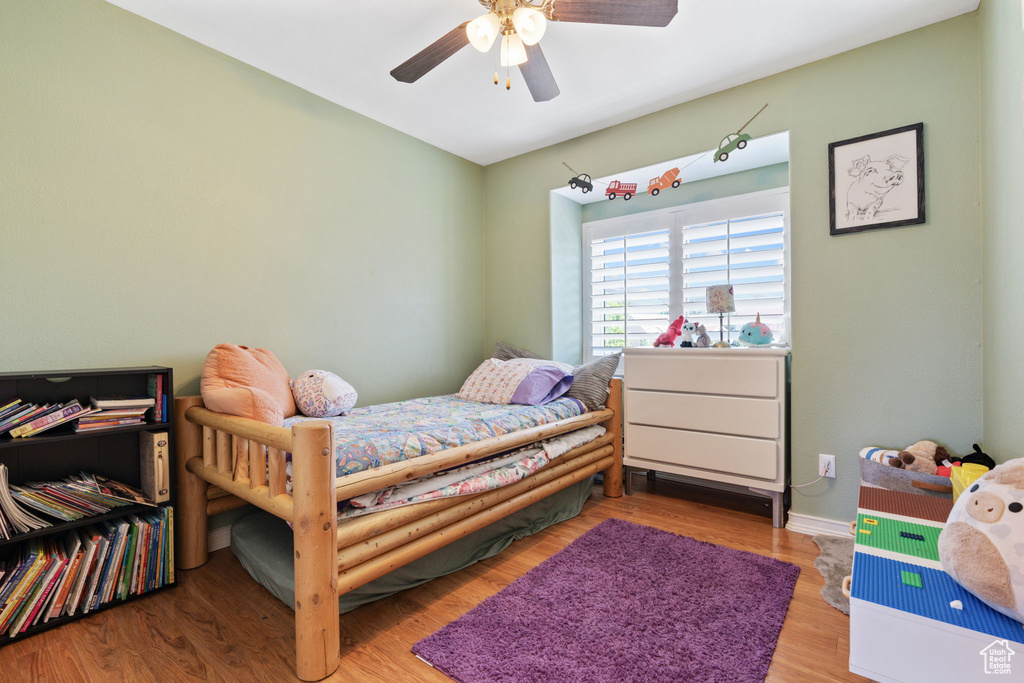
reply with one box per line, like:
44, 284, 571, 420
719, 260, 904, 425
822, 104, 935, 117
105, 0, 979, 166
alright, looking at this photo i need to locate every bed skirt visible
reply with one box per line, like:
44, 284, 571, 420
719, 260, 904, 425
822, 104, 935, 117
231, 475, 594, 614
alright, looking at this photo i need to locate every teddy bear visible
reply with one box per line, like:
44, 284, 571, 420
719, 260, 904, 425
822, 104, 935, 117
291, 369, 357, 418
938, 458, 1024, 624
887, 440, 951, 475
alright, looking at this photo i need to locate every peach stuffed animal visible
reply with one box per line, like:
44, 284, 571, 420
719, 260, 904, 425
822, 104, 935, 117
200, 344, 296, 426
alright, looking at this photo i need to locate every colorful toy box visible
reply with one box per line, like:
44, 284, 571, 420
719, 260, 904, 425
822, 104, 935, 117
849, 486, 1024, 682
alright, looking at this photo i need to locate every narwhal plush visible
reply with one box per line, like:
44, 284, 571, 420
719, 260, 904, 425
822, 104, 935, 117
938, 458, 1024, 624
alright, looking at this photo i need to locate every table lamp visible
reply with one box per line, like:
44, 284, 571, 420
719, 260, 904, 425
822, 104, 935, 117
706, 285, 735, 348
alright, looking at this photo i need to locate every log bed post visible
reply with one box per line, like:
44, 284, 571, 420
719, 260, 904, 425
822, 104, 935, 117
174, 396, 210, 569
290, 421, 340, 681
602, 378, 624, 498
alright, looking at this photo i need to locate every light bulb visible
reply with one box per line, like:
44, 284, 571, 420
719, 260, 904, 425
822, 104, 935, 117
511, 7, 546, 46
466, 12, 500, 53
500, 33, 527, 67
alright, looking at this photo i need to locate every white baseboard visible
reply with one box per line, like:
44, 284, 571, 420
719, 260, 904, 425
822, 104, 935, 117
209, 525, 232, 552
786, 512, 852, 537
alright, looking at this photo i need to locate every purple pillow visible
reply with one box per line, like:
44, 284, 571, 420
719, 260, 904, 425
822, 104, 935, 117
510, 367, 574, 406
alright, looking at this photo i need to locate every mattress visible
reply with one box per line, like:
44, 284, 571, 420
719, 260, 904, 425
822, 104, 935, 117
282, 394, 585, 477
230, 475, 594, 614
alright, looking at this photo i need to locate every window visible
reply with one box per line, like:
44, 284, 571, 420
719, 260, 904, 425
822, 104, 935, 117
583, 189, 789, 360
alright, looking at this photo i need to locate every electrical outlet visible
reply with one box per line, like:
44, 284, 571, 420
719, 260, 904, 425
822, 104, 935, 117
819, 454, 836, 479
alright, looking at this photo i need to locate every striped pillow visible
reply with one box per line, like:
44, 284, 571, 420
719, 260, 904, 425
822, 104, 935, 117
490, 341, 621, 411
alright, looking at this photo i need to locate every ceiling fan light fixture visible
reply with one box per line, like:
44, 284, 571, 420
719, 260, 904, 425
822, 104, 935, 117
500, 33, 528, 67
511, 7, 547, 45
467, 12, 501, 52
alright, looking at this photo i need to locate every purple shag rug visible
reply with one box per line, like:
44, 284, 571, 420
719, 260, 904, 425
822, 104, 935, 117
413, 518, 800, 683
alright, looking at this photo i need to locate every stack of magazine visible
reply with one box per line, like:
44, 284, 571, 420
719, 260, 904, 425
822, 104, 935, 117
0, 467, 153, 540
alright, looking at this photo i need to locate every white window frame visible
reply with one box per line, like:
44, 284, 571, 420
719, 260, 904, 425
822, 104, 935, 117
581, 187, 791, 362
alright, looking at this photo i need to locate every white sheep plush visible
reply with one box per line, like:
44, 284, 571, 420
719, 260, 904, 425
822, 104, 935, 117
938, 458, 1024, 624
291, 369, 357, 418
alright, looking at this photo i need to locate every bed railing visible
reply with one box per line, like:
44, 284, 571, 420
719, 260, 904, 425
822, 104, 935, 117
173, 378, 623, 681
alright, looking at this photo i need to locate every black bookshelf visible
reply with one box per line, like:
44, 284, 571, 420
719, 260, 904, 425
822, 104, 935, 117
0, 366, 176, 643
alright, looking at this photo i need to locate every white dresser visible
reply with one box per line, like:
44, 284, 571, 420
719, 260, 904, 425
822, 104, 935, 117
623, 347, 790, 527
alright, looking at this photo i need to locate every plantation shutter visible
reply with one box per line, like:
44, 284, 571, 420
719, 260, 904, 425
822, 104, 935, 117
679, 210, 785, 343
583, 189, 788, 360
588, 227, 671, 357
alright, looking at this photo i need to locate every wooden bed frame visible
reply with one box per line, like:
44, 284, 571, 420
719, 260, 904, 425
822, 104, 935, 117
173, 378, 623, 681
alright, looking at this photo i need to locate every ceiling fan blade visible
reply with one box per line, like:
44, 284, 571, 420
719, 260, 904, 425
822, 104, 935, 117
391, 22, 471, 83
550, 0, 677, 27
518, 44, 560, 102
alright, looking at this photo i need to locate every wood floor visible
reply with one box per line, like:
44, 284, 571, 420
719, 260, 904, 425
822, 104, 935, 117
0, 479, 870, 682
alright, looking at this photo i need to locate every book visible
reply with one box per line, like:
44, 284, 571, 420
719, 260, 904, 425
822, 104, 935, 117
66, 529, 101, 617
117, 523, 138, 601
6, 553, 57, 635
45, 531, 83, 621
0, 546, 45, 633
9, 401, 87, 438
24, 545, 68, 631
89, 396, 155, 410
82, 530, 110, 613
166, 506, 174, 585
79, 407, 149, 420
140, 431, 170, 504
0, 404, 34, 430
0, 465, 52, 534
72, 417, 144, 432
147, 374, 163, 423
100, 519, 129, 605
0, 400, 23, 422
0, 404, 48, 435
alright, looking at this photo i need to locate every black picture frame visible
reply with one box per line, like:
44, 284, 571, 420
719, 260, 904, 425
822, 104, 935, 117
828, 122, 925, 235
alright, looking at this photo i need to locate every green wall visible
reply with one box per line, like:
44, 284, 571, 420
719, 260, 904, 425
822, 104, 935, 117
550, 193, 584, 365
981, 1, 1024, 462
483, 16, 983, 522
0, 0, 485, 405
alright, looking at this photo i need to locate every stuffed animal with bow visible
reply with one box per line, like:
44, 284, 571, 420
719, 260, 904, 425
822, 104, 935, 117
679, 321, 698, 348
654, 316, 686, 347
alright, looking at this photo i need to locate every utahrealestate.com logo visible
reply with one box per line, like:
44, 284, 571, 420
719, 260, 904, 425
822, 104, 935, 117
980, 640, 1015, 675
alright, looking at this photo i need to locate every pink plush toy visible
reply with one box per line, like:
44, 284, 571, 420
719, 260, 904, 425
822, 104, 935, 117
654, 316, 686, 347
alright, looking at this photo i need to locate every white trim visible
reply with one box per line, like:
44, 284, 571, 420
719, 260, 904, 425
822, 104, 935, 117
209, 524, 232, 552
786, 512, 853, 537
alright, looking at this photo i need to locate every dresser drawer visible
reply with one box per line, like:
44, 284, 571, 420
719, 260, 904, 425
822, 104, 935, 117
625, 424, 778, 480
626, 389, 780, 439
625, 353, 779, 398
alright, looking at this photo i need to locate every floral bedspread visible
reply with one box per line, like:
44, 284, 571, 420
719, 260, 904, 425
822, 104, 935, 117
283, 394, 585, 477
340, 424, 606, 518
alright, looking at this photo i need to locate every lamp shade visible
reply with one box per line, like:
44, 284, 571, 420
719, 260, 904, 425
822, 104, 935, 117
500, 33, 528, 66
706, 285, 736, 314
512, 7, 547, 45
467, 12, 501, 52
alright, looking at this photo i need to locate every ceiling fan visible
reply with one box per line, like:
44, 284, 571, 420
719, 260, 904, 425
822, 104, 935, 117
390, 0, 678, 102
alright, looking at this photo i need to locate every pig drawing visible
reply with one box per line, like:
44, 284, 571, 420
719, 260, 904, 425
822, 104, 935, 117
845, 154, 910, 222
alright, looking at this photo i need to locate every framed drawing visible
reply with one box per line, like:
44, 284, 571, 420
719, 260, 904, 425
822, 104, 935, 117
828, 122, 925, 235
